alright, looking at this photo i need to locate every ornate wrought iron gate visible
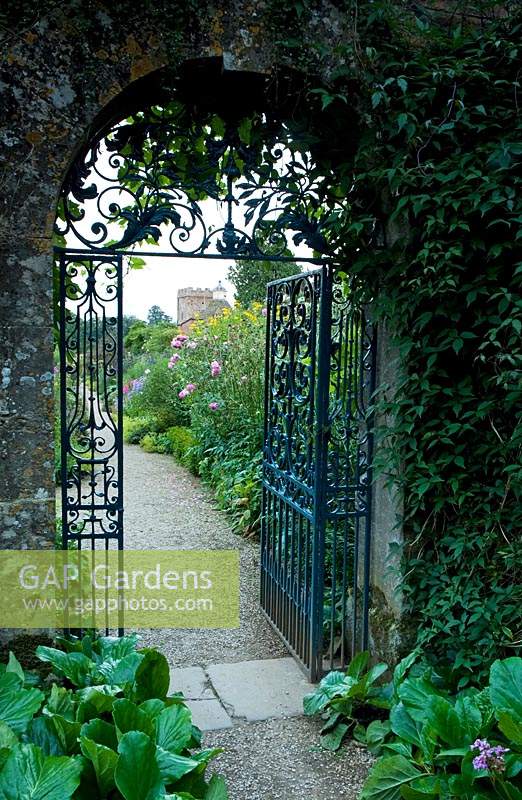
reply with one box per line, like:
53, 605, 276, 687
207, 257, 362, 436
58, 251, 124, 553
260, 265, 376, 681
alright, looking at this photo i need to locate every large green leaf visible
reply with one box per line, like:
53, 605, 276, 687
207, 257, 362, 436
397, 679, 441, 722
490, 658, 522, 719
76, 685, 119, 722
454, 695, 482, 742
44, 684, 76, 721
0, 721, 17, 750
96, 635, 139, 662
96, 652, 144, 686
321, 722, 350, 751
26, 716, 64, 756
156, 704, 193, 753
81, 735, 119, 796
0, 684, 43, 733
132, 650, 171, 702
81, 717, 119, 750
156, 747, 200, 783
347, 651, 370, 679
6, 653, 24, 683
115, 731, 164, 800
303, 671, 349, 715
390, 703, 422, 747
0, 743, 82, 800
498, 711, 522, 746
424, 696, 464, 746
205, 775, 229, 799
113, 697, 154, 738
36, 648, 93, 687
361, 755, 423, 800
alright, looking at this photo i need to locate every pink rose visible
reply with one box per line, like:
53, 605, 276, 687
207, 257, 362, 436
178, 389, 189, 399
208, 401, 220, 411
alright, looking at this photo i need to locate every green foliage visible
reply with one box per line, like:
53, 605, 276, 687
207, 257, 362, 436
146, 306, 172, 326
227, 233, 300, 306
307, 651, 522, 800
0, 634, 228, 799
358, 655, 522, 800
164, 427, 199, 473
268, 0, 522, 680
303, 651, 391, 750
124, 305, 266, 536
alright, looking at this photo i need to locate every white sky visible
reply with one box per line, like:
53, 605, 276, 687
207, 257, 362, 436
122, 256, 234, 321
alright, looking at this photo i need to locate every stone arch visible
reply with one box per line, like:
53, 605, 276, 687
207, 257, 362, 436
1, 3, 403, 662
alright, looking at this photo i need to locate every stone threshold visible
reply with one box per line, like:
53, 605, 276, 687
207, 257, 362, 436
168, 657, 315, 731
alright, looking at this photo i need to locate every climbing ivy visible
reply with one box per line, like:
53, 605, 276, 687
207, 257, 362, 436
269, 0, 521, 683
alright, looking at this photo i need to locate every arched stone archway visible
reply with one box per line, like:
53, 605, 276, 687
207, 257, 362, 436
0, 2, 405, 663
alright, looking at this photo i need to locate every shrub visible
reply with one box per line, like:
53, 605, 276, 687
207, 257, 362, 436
123, 358, 190, 431
123, 415, 158, 444
139, 432, 171, 454
165, 426, 199, 472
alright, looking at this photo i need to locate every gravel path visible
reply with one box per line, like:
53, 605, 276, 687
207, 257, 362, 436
206, 717, 374, 800
124, 444, 287, 666
124, 444, 373, 798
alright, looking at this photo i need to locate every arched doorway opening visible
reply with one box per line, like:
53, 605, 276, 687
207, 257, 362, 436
54, 60, 376, 681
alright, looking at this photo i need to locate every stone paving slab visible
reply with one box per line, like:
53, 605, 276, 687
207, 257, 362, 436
186, 698, 233, 731
207, 657, 314, 722
169, 666, 214, 700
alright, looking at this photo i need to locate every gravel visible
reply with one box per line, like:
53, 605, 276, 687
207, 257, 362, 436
124, 444, 287, 666
205, 716, 374, 800
125, 444, 373, 798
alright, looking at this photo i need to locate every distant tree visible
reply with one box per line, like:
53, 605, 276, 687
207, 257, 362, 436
227, 236, 300, 306
122, 315, 141, 338
147, 305, 172, 326
228, 258, 300, 306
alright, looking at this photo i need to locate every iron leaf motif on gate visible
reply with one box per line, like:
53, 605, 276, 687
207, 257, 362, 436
55, 105, 343, 260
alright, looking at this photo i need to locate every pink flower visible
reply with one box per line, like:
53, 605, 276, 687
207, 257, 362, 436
53, 365, 59, 375
208, 401, 220, 411
123, 384, 130, 394
187, 341, 197, 349
178, 389, 189, 399
177, 334, 188, 342
261, 307, 268, 316
172, 339, 183, 348
210, 360, 221, 377
168, 353, 181, 368
185, 383, 196, 393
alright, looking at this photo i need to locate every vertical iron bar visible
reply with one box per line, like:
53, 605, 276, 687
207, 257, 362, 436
361, 316, 377, 649
310, 264, 333, 681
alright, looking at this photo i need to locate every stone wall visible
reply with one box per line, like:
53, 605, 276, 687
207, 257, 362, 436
0, 0, 443, 661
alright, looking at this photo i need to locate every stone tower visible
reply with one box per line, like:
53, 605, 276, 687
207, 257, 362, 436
177, 285, 230, 331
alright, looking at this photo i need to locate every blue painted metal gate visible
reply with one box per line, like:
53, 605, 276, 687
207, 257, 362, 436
260, 265, 376, 681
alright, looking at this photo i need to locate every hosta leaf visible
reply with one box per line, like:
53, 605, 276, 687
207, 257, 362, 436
36, 648, 93, 687
6, 653, 24, 683
321, 722, 350, 751
205, 774, 229, 799
80, 735, 118, 796
113, 698, 154, 738
424, 696, 464, 746
303, 671, 348, 715
96, 652, 144, 686
44, 684, 75, 721
0, 743, 82, 800
96, 635, 139, 661
490, 658, 522, 718
0, 684, 43, 733
390, 703, 422, 747
115, 731, 164, 800
361, 755, 423, 800
454, 695, 482, 742
156, 746, 199, 782
0, 721, 17, 750
132, 649, 170, 702
397, 678, 441, 722
81, 717, 118, 750
26, 716, 64, 756
498, 711, 522, 746
156, 704, 193, 753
